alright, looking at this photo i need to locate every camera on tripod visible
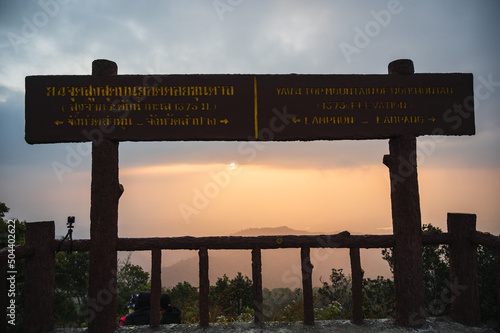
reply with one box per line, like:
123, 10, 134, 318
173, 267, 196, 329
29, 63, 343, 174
57, 216, 76, 253
67, 216, 75, 229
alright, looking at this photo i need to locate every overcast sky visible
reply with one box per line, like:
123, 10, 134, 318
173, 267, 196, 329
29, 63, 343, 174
1, 0, 499, 244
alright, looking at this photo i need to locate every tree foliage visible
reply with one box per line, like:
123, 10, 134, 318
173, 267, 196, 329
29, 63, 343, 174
317, 268, 394, 320
317, 268, 352, 319
166, 281, 199, 323
382, 223, 451, 317
0, 202, 9, 218
279, 288, 304, 322
54, 251, 89, 327
362, 276, 394, 319
164, 273, 255, 324
116, 254, 150, 316
262, 287, 300, 321
209, 272, 253, 322
476, 244, 498, 326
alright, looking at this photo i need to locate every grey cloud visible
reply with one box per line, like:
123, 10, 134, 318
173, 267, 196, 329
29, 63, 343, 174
0, 0, 499, 194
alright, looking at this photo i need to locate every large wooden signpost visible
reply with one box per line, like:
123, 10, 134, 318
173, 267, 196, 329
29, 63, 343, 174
25, 59, 475, 332
26, 71, 473, 143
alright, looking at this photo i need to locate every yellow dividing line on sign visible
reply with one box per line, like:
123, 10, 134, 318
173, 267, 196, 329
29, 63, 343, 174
254, 75, 258, 139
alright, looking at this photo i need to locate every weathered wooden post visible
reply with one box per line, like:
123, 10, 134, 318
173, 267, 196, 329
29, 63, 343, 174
497, 246, 500, 327
0, 257, 6, 331
301, 247, 314, 326
150, 248, 162, 327
199, 247, 209, 327
252, 247, 264, 325
88, 60, 120, 333
447, 213, 481, 325
350, 247, 363, 324
23, 221, 55, 333
383, 59, 425, 326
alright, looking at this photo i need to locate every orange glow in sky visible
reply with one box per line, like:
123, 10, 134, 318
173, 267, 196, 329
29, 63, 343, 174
116, 162, 500, 238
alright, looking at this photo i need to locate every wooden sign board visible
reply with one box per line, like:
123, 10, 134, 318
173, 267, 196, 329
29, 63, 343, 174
25, 73, 474, 144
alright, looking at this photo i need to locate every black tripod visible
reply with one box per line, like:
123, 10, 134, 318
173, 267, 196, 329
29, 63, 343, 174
57, 216, 75, 253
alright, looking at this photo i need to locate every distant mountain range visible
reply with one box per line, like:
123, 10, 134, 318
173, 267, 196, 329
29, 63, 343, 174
230, 226, 319, 236
161, 226, 392, 289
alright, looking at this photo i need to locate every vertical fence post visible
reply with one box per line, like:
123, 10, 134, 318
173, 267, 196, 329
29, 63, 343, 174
252, 247, 263, 325
1, 257, 7, 331
199, 247, 209, 327
150, 248, 162, 327
447, 213, 481, 325
383, 59, 425, 326
301, 247, 314, 326
88, 59, 120, 333
496, 246, 500, 327
23, 221, 55, 333
350, 247, 363, 324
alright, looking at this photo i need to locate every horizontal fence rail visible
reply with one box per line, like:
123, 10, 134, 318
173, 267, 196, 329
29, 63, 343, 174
0, 230, 469, 257
0, 245, 35, 259
50, 231, 461, 252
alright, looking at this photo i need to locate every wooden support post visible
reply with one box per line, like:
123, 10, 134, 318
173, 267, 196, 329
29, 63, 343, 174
350, 247, 363, 324
252, 247, 263, 325
447, 213, 481, 325
497, 246, 500, 327
199, 247, 209, 327
383, 57, 425, 327
88, 60, 120, 333
301, 247, 314, 326
23, 221, 55, 333
1, 258, 7, 331
150, 249, 162, 328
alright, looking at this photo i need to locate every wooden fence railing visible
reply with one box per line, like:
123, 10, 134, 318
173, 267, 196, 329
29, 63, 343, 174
1, 213, 499, 332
